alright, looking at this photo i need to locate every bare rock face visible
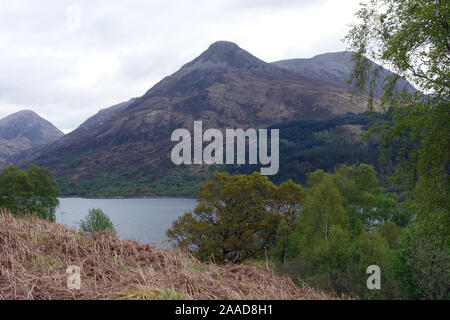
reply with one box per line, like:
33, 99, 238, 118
0, 110, 63, 162
12, 41, 415, 195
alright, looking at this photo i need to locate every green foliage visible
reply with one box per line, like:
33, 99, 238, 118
272, 179, 305, 262
376, 221, 402, 249
345, 0, 449, 215
155, 288, 185, 300
346, 0, 449, 96
348, 231, 394, 299
223, 113, 383, 186
333, 164, 398, 230
345, 0, 449, 299
393, 215, 450, 299
300, 172, 348, 243
79, 208, 116, 235
150, 167, 208, 196
0, 164, 59, 221
58, 167, 208, 198
277, 165, 399, 299
167, 172, 304, 263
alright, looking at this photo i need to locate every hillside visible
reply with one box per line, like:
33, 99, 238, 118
0, 110, 63, 163
11, 42, 415, 197
222, 112, 383, 185
272, 51, 416, 96
0, 210, 332, 300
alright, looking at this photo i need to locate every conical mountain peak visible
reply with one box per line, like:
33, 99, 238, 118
182, 41, 266, 70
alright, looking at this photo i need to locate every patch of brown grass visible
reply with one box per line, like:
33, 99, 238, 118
0, 210, 333, 300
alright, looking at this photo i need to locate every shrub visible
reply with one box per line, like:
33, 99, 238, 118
79, 208, 116, 235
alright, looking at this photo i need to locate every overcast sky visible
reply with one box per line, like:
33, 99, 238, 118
0, 0, 364, 133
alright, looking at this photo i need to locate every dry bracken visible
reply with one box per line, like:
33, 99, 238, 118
0, 210, 333, 300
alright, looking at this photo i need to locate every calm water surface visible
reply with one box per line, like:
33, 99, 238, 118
56, 197, 197, 246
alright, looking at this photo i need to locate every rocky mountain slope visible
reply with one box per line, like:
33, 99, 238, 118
0, 110, 63, 163
12, 41, 414, 196
272, 51, 416, 96
70, 98, 138, 137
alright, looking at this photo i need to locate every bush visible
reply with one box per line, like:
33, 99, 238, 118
79, 208, 116, 235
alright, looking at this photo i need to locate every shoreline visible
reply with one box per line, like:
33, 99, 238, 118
58, 195, 197, 200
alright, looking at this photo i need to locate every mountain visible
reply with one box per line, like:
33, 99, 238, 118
224, 112, 382, 186
272, 51, 416, 96
70, 98, 138, 137
12, 41, 414, 197
0, 110, 63, 163
9, 98, 139, 163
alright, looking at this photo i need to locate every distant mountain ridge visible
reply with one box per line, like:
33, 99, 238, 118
10, 41, 417, 197
70, 98, 138, 137
272, 51, 416, 96
0, 110, 63, 163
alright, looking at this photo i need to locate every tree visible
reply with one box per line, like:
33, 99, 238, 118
376, 221, 402, 249
0, 165, 32, 215
25, 165, 60, 221
333, 164, 398, 230
346, 0, 449, 299
345, 0, 449, 214
294, 171, 350, 288
301, 172, 349, 243
167, 172, 304, 263
79, 208, 116, 235
0, 164, 59, 221
393, 221, 449, 299
272, 179, 305, 262
278, 166, 400, 298
348, 230, 393, 299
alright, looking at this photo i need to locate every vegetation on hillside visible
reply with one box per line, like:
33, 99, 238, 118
56, 113, 382, 198
345, 0, 449, 299
274, 165, 406, 299
168, 165, 416, 299
0, 0, 447, 302
222, 113, 383, 186
57, 166, 207, 198
0, 210, 332, 300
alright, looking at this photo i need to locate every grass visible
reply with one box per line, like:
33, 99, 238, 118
0, 209, 334, 300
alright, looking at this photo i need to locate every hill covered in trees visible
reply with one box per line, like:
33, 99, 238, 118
222, 112, 383, 186
55, 112, 383, 197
